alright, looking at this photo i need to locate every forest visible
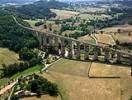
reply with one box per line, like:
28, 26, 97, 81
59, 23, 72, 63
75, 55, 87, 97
0, 12, 39, 52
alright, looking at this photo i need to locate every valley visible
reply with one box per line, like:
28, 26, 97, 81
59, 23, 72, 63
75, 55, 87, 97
0, 0, 132, 100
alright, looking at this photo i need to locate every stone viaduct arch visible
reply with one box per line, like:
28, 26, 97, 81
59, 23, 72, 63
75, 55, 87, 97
13, 16, 132, 66
36, 31, 132, 66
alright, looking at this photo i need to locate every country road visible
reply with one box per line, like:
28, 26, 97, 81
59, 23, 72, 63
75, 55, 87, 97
0, 81, 17, 96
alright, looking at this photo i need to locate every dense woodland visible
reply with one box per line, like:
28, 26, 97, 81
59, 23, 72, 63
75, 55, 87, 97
0, 12, 39, 52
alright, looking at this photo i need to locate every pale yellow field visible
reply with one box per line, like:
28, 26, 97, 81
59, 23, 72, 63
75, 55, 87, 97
49, 58, 91, 77
77, 7, 107, 13
48, 59, 120, 100
94, 34, 116, 45
79, 14, 111, 20
78, 35, 96, 44
89, 62, 131, 77
40, 58, 132, 100
113, 33, 132, 43
121, 77, 132, 100
101, 24, 132, 43
62, 30, 81, 36
50, 9, 79, 19
102, 24, 132, 33
44, 71, 120, 100
20, 95, 60, 100
89, 62, 132, 100
0, 48, 19, 68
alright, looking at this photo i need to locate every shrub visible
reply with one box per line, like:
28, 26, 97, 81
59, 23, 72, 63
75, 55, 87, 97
35, 21, 44, 26
128, 21, 132, 25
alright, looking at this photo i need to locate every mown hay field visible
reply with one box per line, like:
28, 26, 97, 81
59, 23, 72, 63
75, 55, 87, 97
94, 34, 116, 45
45, 58, 121, 100
76, 7, 107, 13
50, 9, 79, 19
48, 58, 91, 77
20, 95, 60, 100
78, 35, 96, 44
101, 24, 132, 43
41, 71, 120, 100
89, 62, 131, 77
79, 14, 111, 20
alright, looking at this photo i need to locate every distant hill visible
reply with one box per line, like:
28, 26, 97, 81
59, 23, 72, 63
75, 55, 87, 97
5, 0, 69, 19
113, 0, 132, 6
0, 0, 39, 4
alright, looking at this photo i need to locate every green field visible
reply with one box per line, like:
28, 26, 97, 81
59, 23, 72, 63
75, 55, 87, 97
0, 64, 43, 86
24, 20, 38, 27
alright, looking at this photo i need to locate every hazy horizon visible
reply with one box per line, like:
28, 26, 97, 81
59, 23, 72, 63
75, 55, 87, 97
0, 0, 119, 4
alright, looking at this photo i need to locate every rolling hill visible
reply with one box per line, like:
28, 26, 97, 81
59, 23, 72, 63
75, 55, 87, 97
5, 0, 69, 19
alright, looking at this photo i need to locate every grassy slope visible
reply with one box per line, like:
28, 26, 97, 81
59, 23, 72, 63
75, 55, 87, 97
24, 20, 38, 27
0, 48, 20, 68
0, 64, 43, 86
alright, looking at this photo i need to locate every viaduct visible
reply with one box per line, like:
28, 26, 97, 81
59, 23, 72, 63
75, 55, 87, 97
13, 16, 132, 66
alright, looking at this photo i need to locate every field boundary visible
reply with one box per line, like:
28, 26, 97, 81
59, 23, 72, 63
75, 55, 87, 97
87, 62, 93, 78
88, 62, 123, 79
